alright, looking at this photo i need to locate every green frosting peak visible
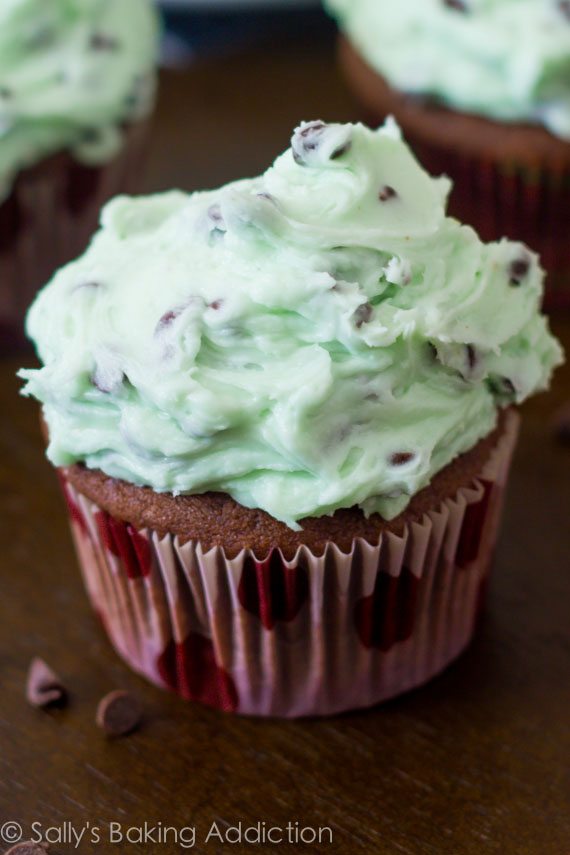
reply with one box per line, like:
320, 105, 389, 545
20, 121, 563, 528
326, 0, 570, 139
0, 0, 160, 200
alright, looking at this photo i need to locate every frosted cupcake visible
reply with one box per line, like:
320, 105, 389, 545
326, 0, 570, 308
0, 0, 160, 351
20, 120, 562, 717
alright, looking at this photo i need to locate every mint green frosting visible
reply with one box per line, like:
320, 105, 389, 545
326, 0, 570, 139
0, 0, 160, 201
20, 121, 563, 528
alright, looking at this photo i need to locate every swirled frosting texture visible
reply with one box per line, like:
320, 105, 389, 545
0, 0, 160, 200
21, 121, 563, 527
326, 0, 570, 139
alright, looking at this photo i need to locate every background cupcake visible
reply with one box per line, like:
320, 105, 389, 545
20, 120, 562, 717
325, 0, 570, 309
0, 0, 160, 352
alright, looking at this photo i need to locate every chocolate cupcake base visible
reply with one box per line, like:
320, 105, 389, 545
339, 37, 570, 310
57, 411, 519, 717
0, 121, 149, 354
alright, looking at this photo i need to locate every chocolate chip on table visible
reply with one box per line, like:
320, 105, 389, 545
551, 401, 570, 446
353, 303, 373, 328
389, 452, 416, 466
26, 658, 67, 709
90, 32, 120, 51
5, 843, 49, 855
509, 257, 531, 286
379, 185, 398, 202
96, 690, 142, 737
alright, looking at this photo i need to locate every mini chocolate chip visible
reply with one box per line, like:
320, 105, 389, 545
209, 299, 223, 310
509, 257, 531, 286
443, 0, 469, 11
207, 203, 226, 231
551, 401, 570, 446
5, 843, 49, 855
96, 690, 142, 737
90, 32, 120, 51
379, 185, 398, 202
389, 452, 416, 466
353, 303, 373, 328
26, 658, 67, 709
559, 1, 570, 21
488, 376, 516, 397
330, 140, 352, 160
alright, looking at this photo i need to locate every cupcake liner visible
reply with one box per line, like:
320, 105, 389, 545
0, 121, 149, 353
414, 143, 570, 310
59, 411, 519, 718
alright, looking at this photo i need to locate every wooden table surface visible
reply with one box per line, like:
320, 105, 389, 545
1, 34, 570, 855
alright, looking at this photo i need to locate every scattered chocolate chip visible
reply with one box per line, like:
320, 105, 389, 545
389, 452, 416, 466
155, 306, 185, 334
26, 658, 67, 709
379, 185, 398, 202
353, 303, 373, 328
5, 843, 49, 855
90, 32, 120, 51
443, 0, 469, 11
509, 256, 531, 286
96, 690, 142, 737
551, 401, 570, 446
558, 1, 570, 21
209, 299, 223, 310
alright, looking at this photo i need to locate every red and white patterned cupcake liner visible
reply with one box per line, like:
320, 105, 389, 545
0, 121, 149, 353
59, 411, 519, 718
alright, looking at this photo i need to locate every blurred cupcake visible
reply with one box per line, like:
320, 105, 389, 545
0, 0, 160, 352
20, 120, 562, 717
326, 0, 570, 309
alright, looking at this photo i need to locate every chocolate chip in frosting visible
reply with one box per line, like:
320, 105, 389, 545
443, 0, 469, 11
90, 32, 120, 51
291, 121, 352, 167
353, 303, 373, 328
488, 376, 516, 398
466, 344, 478, 371
207, 203, 226, 234
558, 1, 570, 22
389, 452, 416, 466
509, 256, 531, 286
379, 185, 398, 202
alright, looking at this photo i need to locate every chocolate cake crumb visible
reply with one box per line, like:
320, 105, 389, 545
26, 658, 67, 709
96, 690, 142, 737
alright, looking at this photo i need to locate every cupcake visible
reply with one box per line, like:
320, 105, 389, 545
20, 120, 562, 717
0, 0, 160, 352
326, 0, 570, 309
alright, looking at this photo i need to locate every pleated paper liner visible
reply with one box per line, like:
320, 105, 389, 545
59, 411, 519, 718
0, 120, 149, 355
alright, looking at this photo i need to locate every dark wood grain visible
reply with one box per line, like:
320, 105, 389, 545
1, 37, 570, 855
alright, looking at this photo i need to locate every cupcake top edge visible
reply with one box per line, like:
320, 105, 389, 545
0, 0, 161, 201
20, 119, 564, 529
325, 0, 570, 141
